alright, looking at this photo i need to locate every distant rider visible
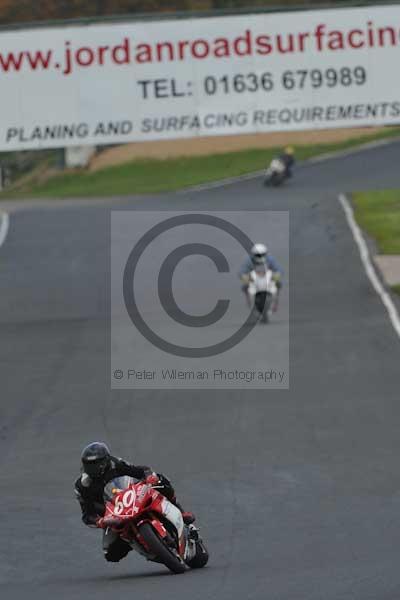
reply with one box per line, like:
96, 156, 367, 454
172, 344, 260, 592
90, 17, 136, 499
74, 442, 195, 563
239, 243, 283, 306
279, 146, 295, 177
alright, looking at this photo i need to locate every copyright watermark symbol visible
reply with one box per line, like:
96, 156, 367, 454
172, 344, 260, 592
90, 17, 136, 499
111, 211, 289, 389
123, 214, 259, 358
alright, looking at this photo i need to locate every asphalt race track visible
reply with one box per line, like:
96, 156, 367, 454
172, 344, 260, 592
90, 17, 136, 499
1, 141, 400, 600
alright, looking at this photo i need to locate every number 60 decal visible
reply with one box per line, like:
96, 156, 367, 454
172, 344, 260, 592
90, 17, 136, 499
114, 489, 136, 515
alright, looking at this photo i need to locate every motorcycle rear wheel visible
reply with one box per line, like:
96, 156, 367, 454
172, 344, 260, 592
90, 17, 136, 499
138, 522, 186, 574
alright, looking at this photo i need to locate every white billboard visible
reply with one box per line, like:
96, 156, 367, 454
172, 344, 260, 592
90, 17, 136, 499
1, 5, 400, 150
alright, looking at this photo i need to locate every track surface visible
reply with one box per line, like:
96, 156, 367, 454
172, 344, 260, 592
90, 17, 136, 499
1, 141, 400, 600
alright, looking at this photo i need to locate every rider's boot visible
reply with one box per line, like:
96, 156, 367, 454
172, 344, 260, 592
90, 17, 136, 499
172, 498, 196, 525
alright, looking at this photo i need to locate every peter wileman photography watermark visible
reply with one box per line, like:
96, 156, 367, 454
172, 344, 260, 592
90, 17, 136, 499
111, 211, 289, 389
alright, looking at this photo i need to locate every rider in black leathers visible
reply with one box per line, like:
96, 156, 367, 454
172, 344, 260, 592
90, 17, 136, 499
74, 442, 194, 562
279, 146, 295, 177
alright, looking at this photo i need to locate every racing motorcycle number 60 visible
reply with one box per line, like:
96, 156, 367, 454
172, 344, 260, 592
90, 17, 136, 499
114, 489, 136, 515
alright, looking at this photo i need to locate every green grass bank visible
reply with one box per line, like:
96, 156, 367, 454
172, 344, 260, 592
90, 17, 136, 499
353, 189, 400, 295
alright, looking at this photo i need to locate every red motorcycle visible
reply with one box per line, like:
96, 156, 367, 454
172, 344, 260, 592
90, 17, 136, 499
97, 475, 209, 574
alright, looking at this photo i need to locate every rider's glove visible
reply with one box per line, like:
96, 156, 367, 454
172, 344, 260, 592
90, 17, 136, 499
96, 517, 105, 529
272, 272, 282, 288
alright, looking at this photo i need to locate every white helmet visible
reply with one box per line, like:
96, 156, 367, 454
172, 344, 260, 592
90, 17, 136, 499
251, 243, 268, 264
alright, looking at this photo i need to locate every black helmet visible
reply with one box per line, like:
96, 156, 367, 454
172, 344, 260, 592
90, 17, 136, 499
81, 442, 111, 479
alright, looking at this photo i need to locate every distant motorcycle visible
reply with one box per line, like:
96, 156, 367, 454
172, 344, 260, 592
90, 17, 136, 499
247, 265, 279, 323
263, 157, 288, 186
97, 475, 209, 574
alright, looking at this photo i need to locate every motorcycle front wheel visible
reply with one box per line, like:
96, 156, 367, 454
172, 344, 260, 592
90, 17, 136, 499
271, 172, 285, 186
255, 292, 271, 323
138, 522, 186, 574
187, 539, 209, 569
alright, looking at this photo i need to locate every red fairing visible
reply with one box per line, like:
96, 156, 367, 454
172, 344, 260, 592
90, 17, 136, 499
98, 480, 183, 559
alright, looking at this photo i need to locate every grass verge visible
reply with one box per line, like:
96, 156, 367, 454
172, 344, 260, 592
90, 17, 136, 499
352, 189, 400, 296
3, 126, 400, 199
352, 189, 400, 255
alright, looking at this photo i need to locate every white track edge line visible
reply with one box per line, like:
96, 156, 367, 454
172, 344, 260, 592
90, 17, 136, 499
0, 211, 9, 248
307, 136, 399, 164
176, 169, 266, 193
338, 193, 400, 340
